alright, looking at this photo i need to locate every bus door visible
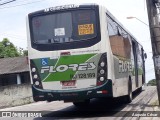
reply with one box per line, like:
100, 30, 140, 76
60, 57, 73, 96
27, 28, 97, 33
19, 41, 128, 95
132, 41, 138, 87
141, 48, 146, 84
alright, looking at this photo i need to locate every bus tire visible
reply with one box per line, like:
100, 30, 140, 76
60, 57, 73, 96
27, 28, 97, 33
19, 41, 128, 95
73, 99, 90, 107
126, 80, 132, 103
138, 86, 142, 93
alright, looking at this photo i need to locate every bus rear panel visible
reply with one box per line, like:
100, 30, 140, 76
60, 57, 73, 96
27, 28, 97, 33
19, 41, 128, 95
28, 4, 112, 102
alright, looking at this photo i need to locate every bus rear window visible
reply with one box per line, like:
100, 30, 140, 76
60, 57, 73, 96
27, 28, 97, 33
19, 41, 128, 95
31, 10, 97, 44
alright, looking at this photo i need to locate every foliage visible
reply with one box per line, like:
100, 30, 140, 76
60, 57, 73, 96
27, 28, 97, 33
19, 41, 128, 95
19, 47, 28, 56
0, 38, 27, 58
147, 79, 156, 86
22, 50, 28, 56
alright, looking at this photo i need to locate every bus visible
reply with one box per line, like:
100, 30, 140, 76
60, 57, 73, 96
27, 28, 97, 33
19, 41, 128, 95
27, 4, 147, 106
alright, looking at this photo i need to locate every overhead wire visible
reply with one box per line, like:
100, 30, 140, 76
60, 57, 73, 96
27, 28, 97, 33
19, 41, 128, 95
0, 0, 16, 5
0, 0, 46, 9
3, 0, 39, 4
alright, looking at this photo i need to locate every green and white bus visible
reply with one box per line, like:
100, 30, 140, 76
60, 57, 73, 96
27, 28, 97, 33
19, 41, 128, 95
27, 4, 147, 106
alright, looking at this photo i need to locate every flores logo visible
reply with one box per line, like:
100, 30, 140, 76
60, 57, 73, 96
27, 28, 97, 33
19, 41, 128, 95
41, 62, 96, 73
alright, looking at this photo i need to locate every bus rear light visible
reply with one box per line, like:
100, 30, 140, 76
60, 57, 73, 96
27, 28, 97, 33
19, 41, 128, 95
100, 77, 104, 81
97, 81, 103, 86
60, 51, 70, 56
35, 81, 40, 86
102, 90, 108, 94
30, 60, 43, 89
32, 68, 36, 72
100, 69, 105, 74
33, 74, 38, 79
100, 62, 105, 67
97, 53, 107, 86
97, 90, 108, 94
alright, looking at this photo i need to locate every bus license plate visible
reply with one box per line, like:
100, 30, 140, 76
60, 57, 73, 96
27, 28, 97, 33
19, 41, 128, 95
61, 80, 76, 87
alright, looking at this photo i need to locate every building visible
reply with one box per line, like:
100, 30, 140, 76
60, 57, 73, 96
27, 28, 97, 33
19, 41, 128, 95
0, 56, 33, 108
0, 56, 30, 86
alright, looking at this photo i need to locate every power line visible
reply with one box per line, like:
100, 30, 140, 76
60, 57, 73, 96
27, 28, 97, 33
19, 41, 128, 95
6, 0, 38, 4
0, 0, 45, 9
0, 0, 16, 5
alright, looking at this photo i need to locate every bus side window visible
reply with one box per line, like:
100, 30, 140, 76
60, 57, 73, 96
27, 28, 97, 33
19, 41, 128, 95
107, 15, 131, 59
106, 15, 118, 36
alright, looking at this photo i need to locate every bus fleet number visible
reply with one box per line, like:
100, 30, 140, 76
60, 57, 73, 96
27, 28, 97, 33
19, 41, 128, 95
70, 73, 95, 79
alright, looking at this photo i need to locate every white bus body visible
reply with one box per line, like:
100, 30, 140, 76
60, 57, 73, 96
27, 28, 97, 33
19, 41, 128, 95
27, 4, 146, 104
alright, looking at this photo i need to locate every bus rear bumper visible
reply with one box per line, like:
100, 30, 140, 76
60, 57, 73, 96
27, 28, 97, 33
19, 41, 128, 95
32, 80, 113, 102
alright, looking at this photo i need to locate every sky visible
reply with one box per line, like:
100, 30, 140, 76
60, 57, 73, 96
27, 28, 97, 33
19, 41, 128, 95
0, 0, 155, 82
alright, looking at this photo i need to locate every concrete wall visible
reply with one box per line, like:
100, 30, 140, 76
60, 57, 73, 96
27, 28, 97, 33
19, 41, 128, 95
0, 84, 33, 109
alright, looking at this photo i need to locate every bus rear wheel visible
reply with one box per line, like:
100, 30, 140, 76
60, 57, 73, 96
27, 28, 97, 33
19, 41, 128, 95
126, 81, 132, 103
73, 99, 90, 107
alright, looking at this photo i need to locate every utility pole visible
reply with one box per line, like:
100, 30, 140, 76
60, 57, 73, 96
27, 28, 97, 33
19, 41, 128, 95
146, 0, 160, 105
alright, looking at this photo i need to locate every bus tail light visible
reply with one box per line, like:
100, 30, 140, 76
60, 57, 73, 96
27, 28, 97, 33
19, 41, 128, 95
30, 61, 43, 89
97, 53, 107, 86
97, 90, 108, 94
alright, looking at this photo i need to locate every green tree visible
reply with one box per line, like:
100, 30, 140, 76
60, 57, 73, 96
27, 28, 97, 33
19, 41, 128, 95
22, 50, 28, 56
147, 79, 156, 86
0, 38, 20, 58
18, 47, 28, 56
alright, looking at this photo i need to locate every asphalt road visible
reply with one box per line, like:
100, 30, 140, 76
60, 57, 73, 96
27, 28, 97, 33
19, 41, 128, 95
0, 86, 159, 120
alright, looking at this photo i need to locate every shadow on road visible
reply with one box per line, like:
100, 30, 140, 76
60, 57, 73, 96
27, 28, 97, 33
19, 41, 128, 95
33, 90, 144, 119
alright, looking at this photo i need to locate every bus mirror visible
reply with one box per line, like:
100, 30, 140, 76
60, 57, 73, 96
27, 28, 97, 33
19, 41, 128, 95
144, 53, 147, 59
